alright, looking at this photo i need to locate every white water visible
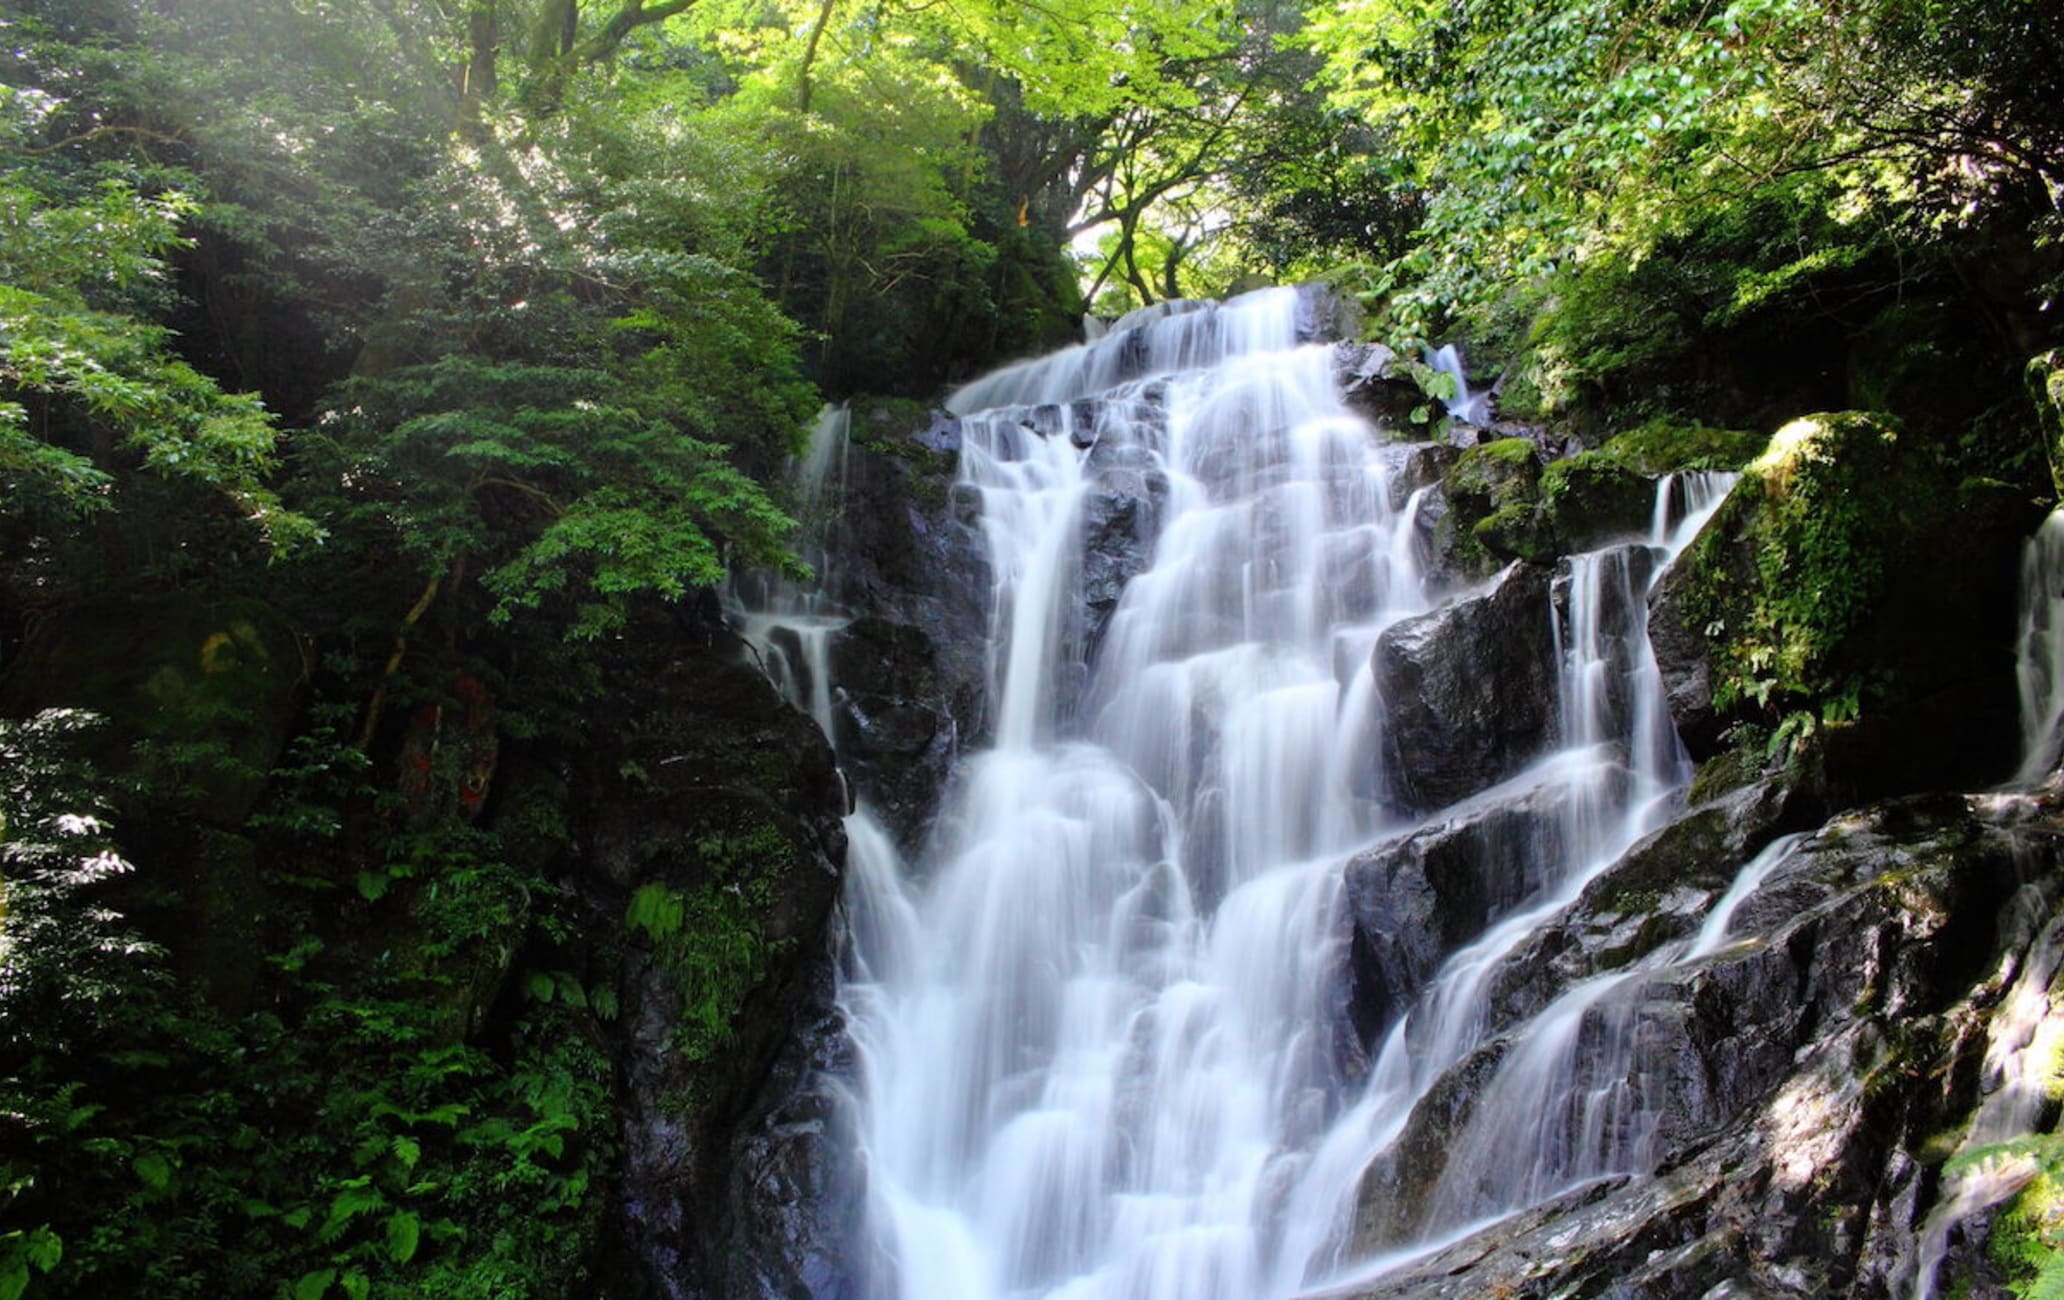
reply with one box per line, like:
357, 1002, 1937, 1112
1424, 344, 1491, 427
811, 290, 1771, 1299
729, 405, 854, 736
2015, 507, 2064, 784
1685, 831, 1808, 960
1909, 888, 2064, 1300
1649, 470, 1737, 553
1899, 505, 2064, 1297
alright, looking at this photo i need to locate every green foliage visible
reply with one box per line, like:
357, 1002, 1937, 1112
0, 178, 315, 547
1972, 1156, 2064, 1296
2, 752, 613, 1298
1679, 414, 1903, 733
624, 824, 794, 1070
1574, 419, 1771, 475
1307, 0, 2062, 323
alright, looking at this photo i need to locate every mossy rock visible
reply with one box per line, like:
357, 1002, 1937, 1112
1472, 500, 1558, 563
1540, 457, 1654, 551
2030, 350, 2064, 497
1440, 438, 1549, 571
1650, 411, 2037, 794
1589, 417, 1769, 475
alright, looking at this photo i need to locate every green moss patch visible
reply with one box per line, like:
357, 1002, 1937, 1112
1588, 417, 1770, 475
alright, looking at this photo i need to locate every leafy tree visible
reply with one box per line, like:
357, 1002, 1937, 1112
1304, 0, 2064, 331
0, 160, 312, 546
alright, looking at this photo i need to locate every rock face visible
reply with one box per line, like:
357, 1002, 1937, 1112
816, 403, 993, 851
1342, 767, 1623, 1051
2030, 350, 2064, 497
1335, 789, 2064, 1299
573, 606, 855, 1300
1647, 412, 2038, 790
1372, 562, 1559, 813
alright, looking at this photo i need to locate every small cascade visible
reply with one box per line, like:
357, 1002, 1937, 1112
1684, 832, 1808, 959
729, 405, 854, 736
2014, 508, 2064, 784
1909, 888, 2064, 1299
1648, 469, 1738, 554
1406, 829, 1822, 1240
1425, 343, 1492, 426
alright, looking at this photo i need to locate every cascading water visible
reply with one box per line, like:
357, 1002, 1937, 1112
840, 290, 1425, 1300
2014, 507, 2064, 785
794, 290, 1767, 1300
1424, 344, 1491, 427
730, 405, 855, 737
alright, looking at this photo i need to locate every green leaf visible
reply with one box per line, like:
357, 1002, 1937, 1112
386, 1211, 421, 1265
25, 1228, 60, 1272
391, 1135, 422, 1170
294, 1270, 336, 1300
355, 871, 390, 902
133, 1152, 171, 1191
340, 1271, 370, 1300
526, 972, 556, 1002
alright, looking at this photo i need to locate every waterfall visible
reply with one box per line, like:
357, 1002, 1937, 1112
810, 290, 1759, 1300
2014, 507, 2064, 784
723, 290, 1825, 1297
729, 404, 854, 737
1424, 344, 1491, 427
1649, 469, 1736, 553
839, 289, 1426, 1300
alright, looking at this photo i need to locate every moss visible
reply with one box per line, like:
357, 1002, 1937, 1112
1989, 1168, 2064, 1296
1687, 744, 1768, 805
1440, 438, 1550, 570
1472, 501, 1557, 562
1590, 417, 1770, 474
1677, 413, 1908, 728
1459, 434, 1542, 472
1540, 455, 1654, 548
624, 819, 799, 1072
1444, 438, 1541, 511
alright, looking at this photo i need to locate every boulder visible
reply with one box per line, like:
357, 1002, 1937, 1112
1647, 412, 2039, 793
1372, 562, 1559, 813
1427, 437, 1556, 581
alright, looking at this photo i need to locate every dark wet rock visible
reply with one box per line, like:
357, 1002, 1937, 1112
575, 607, 854, 1300
1342, 767, 1628, 1051
1333, 342, 1424, 431
800, 401, 993, 851
1079, 452, 1169, 638
1335, 795, 2064, 1297
1372, 563, 1559, 813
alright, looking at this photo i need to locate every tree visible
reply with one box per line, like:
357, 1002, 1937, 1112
0, 163, 312, 547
